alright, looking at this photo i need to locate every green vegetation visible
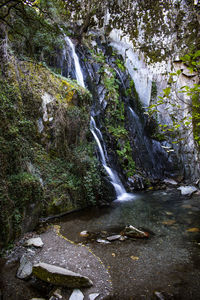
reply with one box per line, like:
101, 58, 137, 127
1, 0, 64, 61
0, 59, 107, 247
91, 49, 135, 177
146, 51, 200, 146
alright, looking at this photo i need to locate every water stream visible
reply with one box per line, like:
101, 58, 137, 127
66, 37, 133, 201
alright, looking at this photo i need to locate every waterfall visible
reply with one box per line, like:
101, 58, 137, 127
66, 36, 133, 201
90, 117, 133, 201
64, 36, 85, 88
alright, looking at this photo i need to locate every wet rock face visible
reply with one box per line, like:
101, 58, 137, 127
69, 0, 200, 182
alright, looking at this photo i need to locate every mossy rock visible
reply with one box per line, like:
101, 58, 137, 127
0, 57, 107, 248
33, 262, 93, 288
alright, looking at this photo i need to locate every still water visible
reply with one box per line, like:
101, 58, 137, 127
58, 188, 200, 299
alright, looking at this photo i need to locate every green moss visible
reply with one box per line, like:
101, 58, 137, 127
91, 49, 136, 177
0, 58, 103, 248
151, 81, 157, 99
192, 93, 200, 147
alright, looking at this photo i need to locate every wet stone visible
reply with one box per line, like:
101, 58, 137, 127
80, 231, 89, 237
96, 239, 111, 244
106, 235, 121, 241
177, 186, 198, 196
123, 225, 149, 238
164, 178, 178, 185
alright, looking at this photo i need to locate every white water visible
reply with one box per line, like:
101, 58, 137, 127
65, 36, 85, 88
67, 37, 133, 201
90, 117, 133, 201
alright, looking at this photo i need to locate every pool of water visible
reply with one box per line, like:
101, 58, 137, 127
58, 188, 200, 299
1, 188, 200, 299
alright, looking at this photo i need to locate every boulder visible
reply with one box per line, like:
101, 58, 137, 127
177, 186, 198, 196
25, 237, 44, 248
123, 225, 149, 238
69, 289, 84, 300
16, 255, 33, 279
33, 262, 93, 288
106, 235, 121, 241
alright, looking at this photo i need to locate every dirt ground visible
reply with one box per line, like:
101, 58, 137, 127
0, 225, 113, 300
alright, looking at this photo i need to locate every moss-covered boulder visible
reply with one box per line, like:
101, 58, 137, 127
33, 262, 93, 288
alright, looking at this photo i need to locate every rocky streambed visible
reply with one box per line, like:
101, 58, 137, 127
1, 186, 200, 299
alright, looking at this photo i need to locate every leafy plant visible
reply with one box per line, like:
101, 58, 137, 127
146, 50, 200, 146
91, 48, 136, 177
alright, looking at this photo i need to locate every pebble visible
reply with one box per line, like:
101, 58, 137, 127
25, 237, 44, 248
106, 235, 121, 241
80, 231, 89, 237
69, 289, 84, 300
96, 239, 111, 244
89, 293, 100, 300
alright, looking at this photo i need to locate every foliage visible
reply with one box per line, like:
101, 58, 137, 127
146, 51, 200, 146
0, 61, 106, 247
115, 58, 126, 72
91, 49, 136, 177
1, 0, 67, 66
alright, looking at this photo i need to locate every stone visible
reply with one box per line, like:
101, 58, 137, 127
163, 178, 178, 185
177, 186, 198, 196
154, 290, 174, 299
128, 174, 145, 190
119, 236, 127, 241
154, 291, 165, 300
49, 288, 62, 299
106, 235, 121, 241
25, 237, 44, 248
79, 231, 89, 237
31, 298, 46, 300
96, 239, 111, 244
53, 288, 62, 299
16, 255, 33, 279
123, 225, 149, 238
89, 293, 100, 300
33, 262, 93, 288
69, 289, 84, 300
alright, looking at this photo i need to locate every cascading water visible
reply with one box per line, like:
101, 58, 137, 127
64, 36, 85, 88
66, 36, 133, 201
90, 117, 133, 201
